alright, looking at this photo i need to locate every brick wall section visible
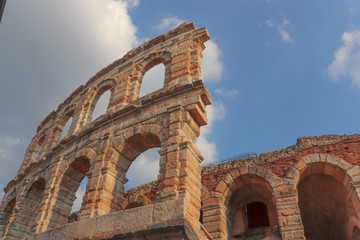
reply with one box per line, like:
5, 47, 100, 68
202, 134, 360, 192
200, 134, 360, 239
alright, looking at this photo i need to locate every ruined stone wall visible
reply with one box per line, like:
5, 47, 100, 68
201, 134, 360, 240
0, 22, 212, 240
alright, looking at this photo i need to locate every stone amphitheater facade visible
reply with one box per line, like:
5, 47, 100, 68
1, 22, 360, 240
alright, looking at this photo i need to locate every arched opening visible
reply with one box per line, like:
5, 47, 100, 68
17, 178, 46, 235
90, 89, 111, 121
139, 64, 165, 98
112, 133, 161, 211
69, 176, 88, 222
60, 116, 73, 140
0, 198, 16, 238
124, 147, 160, 190
298, 173, 356, 240
0, 198, 16, 225
54, 157, 90, 226
227, 175, 279, 239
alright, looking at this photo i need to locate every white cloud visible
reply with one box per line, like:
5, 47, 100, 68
0, 0, 139, 200
327, 30, 360, 87
155, 16, 184, 31
125, 0, 140, 8
0, 0, 139, 126
202, 40, 224, 82
214, 88, 239, 98
278, 19, 295, 43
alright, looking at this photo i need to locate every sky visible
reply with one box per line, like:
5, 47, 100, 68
1, 0, 360, 209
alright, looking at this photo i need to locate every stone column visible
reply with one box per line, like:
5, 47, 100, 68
158, 105, 207, 238
202, 199, 228, 240
274, 187, 305, 239
33, 158, 63, 233
80, 166, 128, 219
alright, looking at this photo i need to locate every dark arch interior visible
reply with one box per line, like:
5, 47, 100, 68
246, 201, 269, 229
227, 175, 279, 239
1, 198, 16, 225
298, 173, 355, 240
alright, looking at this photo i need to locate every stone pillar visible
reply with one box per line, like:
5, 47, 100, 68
0, 209, 16, 240
33, 158, 63, 233
274, 187, 305, 239
110, 74, 131, 110
80, 166, 127, 219
202, 199, 228, 240
158, 105, 206, 238
79, 140, 126, 219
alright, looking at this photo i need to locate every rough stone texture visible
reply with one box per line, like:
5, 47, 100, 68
1, 22, 360, 240
103, 225, 197, 240
0, 22, 211, 240
201, 135, 360, 240
26, 199, 186, 240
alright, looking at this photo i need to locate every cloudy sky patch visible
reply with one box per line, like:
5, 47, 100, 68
328, 30, 360, 87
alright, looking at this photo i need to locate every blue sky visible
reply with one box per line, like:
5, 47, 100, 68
1, 0, 360, 206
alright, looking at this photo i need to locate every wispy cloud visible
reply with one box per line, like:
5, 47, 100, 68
155, 16, 184, 32
262, 17, 295, 43
327, 30, 360, 87
265, 18, 275, 27
278, 19, 295, 43
214, 89, 239, 98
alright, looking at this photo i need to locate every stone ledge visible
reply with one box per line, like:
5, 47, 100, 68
28, 199, 185, 240
102, 224, 196, 240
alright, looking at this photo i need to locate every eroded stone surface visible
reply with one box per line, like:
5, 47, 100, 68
0, 22, 211, 240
